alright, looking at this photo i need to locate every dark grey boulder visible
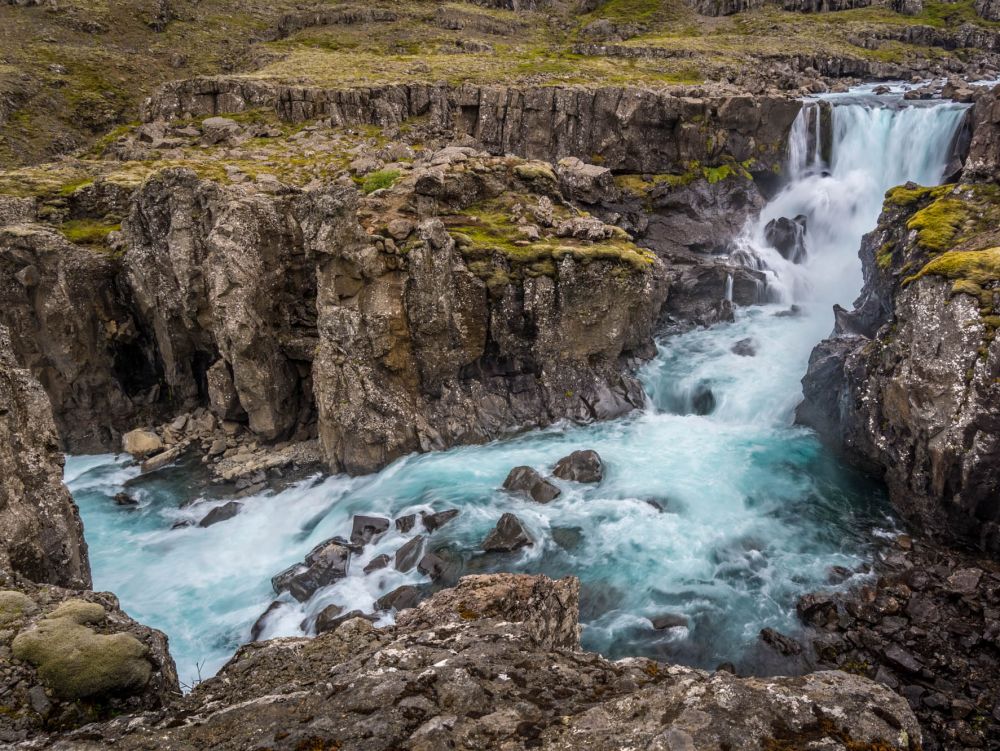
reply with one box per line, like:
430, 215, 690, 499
375, 584, 429, 612
551, 526, 584, 550
250, 600, 284, 641
271, 538, 352, 602
421, 509, 460, 533
764, 215, 807, 263
198, 501, 242, 527
395, 514, 417, 533
114, 492, 139, 506
311, 603, 344, 634
502, 466, 561, 503
350, 515, 390, 545
691, 383, 716, 416
417, 550, 462, 584
552, 450, 604, 483
394, 535, 424, 572
363, 554, 391, 574
760, 627, 803, 656
483, 513, 533, 552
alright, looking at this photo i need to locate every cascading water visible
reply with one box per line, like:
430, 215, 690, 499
67, 88, 971, 689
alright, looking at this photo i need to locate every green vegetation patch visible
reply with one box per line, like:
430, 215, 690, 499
906, 195, 972, 253
59, 219, 121, 247
360, 169, 401, 194
12, 599, 152, 700
905, 247, 1000, 289
884, 183, 950, 208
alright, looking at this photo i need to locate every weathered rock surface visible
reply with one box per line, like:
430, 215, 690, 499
39, 574, 920, 750
802, 535, 1000, 749
0, 325, 89, 590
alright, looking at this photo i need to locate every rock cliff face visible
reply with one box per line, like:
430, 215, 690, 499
143, 80, 801, 176
41, 573, 921, 751
0, 324, 90, 590
0, 225, 162, 452
798, 88, 1000, 553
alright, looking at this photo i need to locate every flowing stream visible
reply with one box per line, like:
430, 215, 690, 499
67, 88, 970, 689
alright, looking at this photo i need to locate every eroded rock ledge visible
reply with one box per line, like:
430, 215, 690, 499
39, 573, 921, 751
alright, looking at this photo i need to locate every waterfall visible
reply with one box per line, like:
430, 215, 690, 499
66, 89, 975, 688
732, 96, 969, 307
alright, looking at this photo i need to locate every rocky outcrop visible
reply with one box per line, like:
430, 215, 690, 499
0, 225, 163, 452
802, 534, 1000, 749
0, 575, 179, 743
976, 0, 1000, 21
144, 80, 801, 175
798, 160, 1000, 551
0, 325, 89, 590
44, 573, 920, 750
120, 169, 356, 442
684, 0, 764, 16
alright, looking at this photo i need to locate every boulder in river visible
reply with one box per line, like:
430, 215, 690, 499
502, 466, 561, 503
552, 450, 604, 483
375, 584, 429, 612
394, 514, 417, 533
114, 492, 139, 506
650, 613, 689, 630
349, 515, 390, 546
483, 513, 533, 552
760, 627, 803, 656
198, 501, 241, 528
417, 550, 462, 584
310, 603, 344, 634
764, 215, 807, 263
394, 535, 424, 572
421, 509, 460, 533
271, 539, 351, 602
363, 554, 391, 574
315, 609, 375, 634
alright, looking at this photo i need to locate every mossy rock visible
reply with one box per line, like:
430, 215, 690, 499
12, 599, 152, 700
906, 247, 1000, 290
0, 591, 37, 626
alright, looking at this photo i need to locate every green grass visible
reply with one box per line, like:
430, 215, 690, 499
59, 219, 121, 246
360, 169, 401, 194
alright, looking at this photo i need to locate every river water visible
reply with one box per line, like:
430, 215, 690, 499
66, 88, 970, 688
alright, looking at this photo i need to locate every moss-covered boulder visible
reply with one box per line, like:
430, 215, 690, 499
12, 599, 152, 700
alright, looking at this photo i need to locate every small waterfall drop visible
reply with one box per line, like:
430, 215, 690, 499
732, 96, 969, 309
67, 89, 973, 688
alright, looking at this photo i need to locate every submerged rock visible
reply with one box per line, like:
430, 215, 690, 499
482, 513, 533, 552
732, 337, 757, 356
552, 449, 604, 483
250, 601, 284, 642
502, 466, 561, 503
691, 382, 717, 415
650, 613, 689, 630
